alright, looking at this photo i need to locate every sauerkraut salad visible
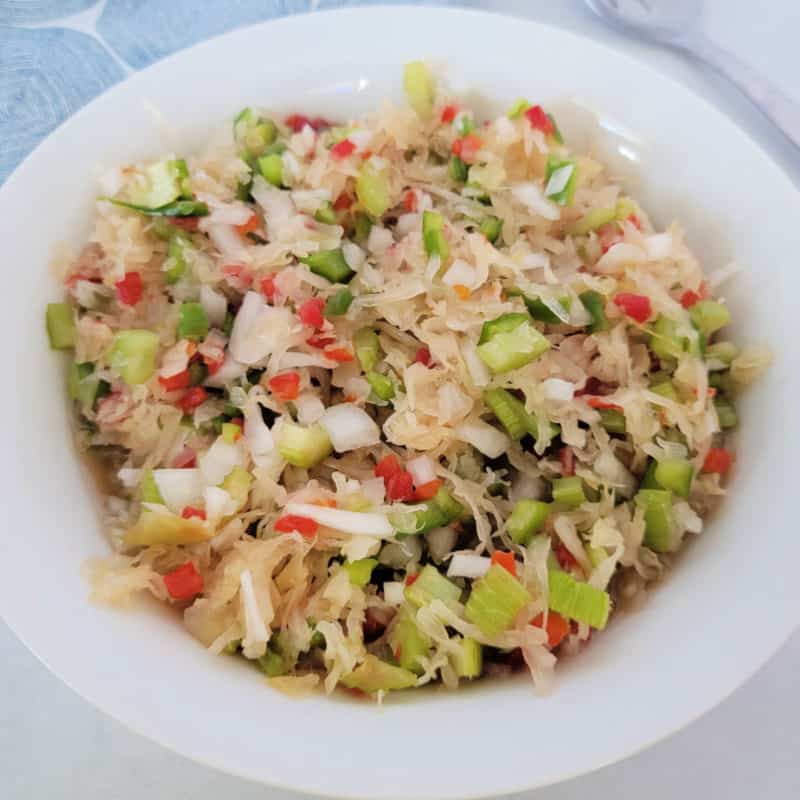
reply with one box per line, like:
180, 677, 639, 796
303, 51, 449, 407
45, 63, 768, 697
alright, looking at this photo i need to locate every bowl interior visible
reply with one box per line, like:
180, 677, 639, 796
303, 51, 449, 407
1, 7, 798, 799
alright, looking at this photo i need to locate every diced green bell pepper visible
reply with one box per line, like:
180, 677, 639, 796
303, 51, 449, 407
579, 290, 610, 334
178, 302, 209, 340
46, 303, 76, 349
324, 288, 353, 317
301, 248, 355, 284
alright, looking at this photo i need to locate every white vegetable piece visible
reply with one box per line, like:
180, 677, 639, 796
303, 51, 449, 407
152, 468, 205, 514
454, 419, 510, 458
319, 404, 380, 452
199, 438, 246, 485
461, 341, 491, 388
511, 182, 560, 221
243, 397, 274, 457
229, 291, 294, 365
239, 569, 269, 658
200, 285, 228, 328
442, 259, 477, 288
284, 502, 393, 537
542, 378, 575, 404
382, 581, 406, 606
204, 355, 247, 388
203, 486, 238, 525
447, 553, 491, 579
295, 392, 326, 425
406, 456, 436, 487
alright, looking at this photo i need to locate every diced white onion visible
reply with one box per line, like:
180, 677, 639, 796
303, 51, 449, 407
510, 182, 560, 220
319, 404, 380, 452
284, 502, 393, 537
454, 419, 510, 458
295, 392, 325, 425
152, 468, 205, 514
205, 201, 253, 227
204, 356, 247, 388
407, 456, 436, 487
158, 340, 193, 379
199, 438, 246, 485
644, 233, 673, 260
461, 341, 491, 388
200, 285, 228, 328
348, 129, 373, 151
425, 526, 457, 563
290, 188, 331, 213
383, 581, 405, 606
447, 553, 491, 579
203, 486, 238, 525
594, 451, 637, 499
367, 226, 393, 255
342, 241, 366, 270
595, 243, 646, 274
674, 501, 703, 535
240, 569, 268, 658
243, 397, 274, 456
394, 213, 420, 238
442, 259, 477, 288
208, 224, 249, 262
542, 378, 575, 404
509, 472, 544, 504
229, 291, 293, 365
252, 177, 295, 240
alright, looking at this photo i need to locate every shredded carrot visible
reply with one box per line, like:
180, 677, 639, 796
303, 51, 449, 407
453, 284, 470, 300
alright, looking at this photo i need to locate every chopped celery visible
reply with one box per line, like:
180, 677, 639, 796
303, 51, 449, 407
507, 499, 551, 545
106, 198, 209, 217
451, 636, 483, 679
649, 379, 678, 401
356, 161, 392, 218
587, 545, 608, 568
220, 465, 252, 510
690, 300, 731, 336
344, 558, 378, 587
706, 341, 739, 366
123, 512, 211, 547
544, 155, 577, 206
654, 459, 694, 498
313, 202, 337, 225
278, 421, 332, 468
340, 654, 417, 693
324, 288, 353, 317
258, 153, 283, 188
422, 210, 449, 262
566, 206, 616, 236
366, 371, 395, 401
433, 486, 466, 521
598, 408, 626, 434
404, 564, 462, 608
709, 370, 735, 395
150, 217, 173, 240
649, 316, 686, 361
178, 302, 209, 340
110, 329, 159, 384
354, 327, 381, 371
615, 197, 638, 220
479, 215, 502, 243
579, 290, 610, 334
507, 99, 531, 118
300, 248, 354, 284
391, 488, 464, 536
165, 231, 190, 284
634, 489, 675, 553
477, 320, 550, 373
402, 61, 436, 120
389, 605, 431, 674
353, 212, 373, 243
68, 362, 98, 409
234, 109, 277, 157
221, 422, 242, 444
479, 312, 531, 344
483, 387, 530, 440
552, 476, 586, 507
465, 564, 532, 636
448, 155, 468, 183
714, 396, 738, 429
46, 302, 76, 349
141, 469, 164, 504
640, 460, 660, 489
548, 569, 610, 629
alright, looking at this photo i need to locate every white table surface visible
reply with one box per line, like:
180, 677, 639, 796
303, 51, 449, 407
3, 1, 798, 798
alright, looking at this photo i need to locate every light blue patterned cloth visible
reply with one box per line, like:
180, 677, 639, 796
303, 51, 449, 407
0, 0, 470, 183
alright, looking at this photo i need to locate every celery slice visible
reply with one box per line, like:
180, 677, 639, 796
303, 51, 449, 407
353, 212, 373, 243
278, 421, 332, 468
465, 564, 532, 636
548, 569, 610, 629
325, 288, 353, 317
353, 327, 381, 371
258, 153, 283, 188
405, 564, 462, 608
714, 397, 738, 429
402, 61, 436, 121
451, 636, 483, 679
141, 469, 164, 504
649, 379, 678, 401
389, 605, 431, 675
706, 341, 739, 366
507, 499, 551, 545
340, 654, 417, 693
477, 321, 550, 373
126, 159, 188, 209
344, 558, 378, 587
366, 371, 395, 401
566, 206, 616, 236
46, 302, 76, 349
165, 231, 190, 284
110, 329, 159, 385
356, 161, 392, 218
448, 155, 468, 183
220, 465, 252, 510
690, 300, 731, 337
634, 488, 675, 552
598, 408, 626, 434
483, 388, 529, 440
654, 459, 694, 499
552, 476, 586, 507
479, 312, 530, 344
314, 201, 338, 226
422, 210, 449, 262
649, 316, 686, 361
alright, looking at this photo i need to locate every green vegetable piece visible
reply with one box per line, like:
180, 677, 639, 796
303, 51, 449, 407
68, 362, 98, 409
483, 388, 530, 440
278, 421, 332, 468
422, 210, 449, 263
548, 113, 564, 144
389, 605, 431, 675
188, 360, 206, 386
150, 217, 173, 240
221, 422, 242, 444
587, 545, 608, 568
46, 303, 76, 349
110, 329, 159, 384
579, 290, 610, 334
106, 198, 209, 217
141, 469, 164, 505
566, 206, 616, 236
649, 379, 678, 401
300, 248, 355, 283
507, 99, 531, 118
405, 564, 462, 608
178, 302, 209, 340
649, 316, 686, 361
222, 310, 234, 337
403, 61, 436, 121
258, 153, 283, 188
634, 489, 675, 553
451, 636, 483, 679
640, 460, 660, 490
257, 647, 288, 678
654, 459, 694, 499
324, 288, 353, 317
340, 654, 417, 693
366, 371, 395, 401
344, 558, 378, 587
479, 312, 531, 344
477, 319, 551, 374
391, 487, 464, 536
598, 408, 626, 434
507, 499, 551, 545
706, 341, 739, 367
615, 197, 638, 220
165, 231, 190, 284
465, 564, 532, 637
548, 569, 610, 629
125, 159, 190, 209
544, 155, 578, 206
454, 113, 475, 136
714, 396, 738, 429
353, 212, 373, 243
690, 300, 731, 336
448, 155, 468, 183
479, 215, 502, 243
220, 465, 252, 510
552, 476, 586, 507
313, 202, 337, 225
523, 295, 568, 324
354, 327, 381, 372
356, 161, 392, 218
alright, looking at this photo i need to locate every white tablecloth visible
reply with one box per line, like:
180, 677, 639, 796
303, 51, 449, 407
2, 1, 798, 797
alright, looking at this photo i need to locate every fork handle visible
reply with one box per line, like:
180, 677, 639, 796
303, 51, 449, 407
684, 33, 800, 149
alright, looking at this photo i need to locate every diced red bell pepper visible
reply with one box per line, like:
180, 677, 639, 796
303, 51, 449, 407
680, 289, 702, 308
440, 104, 458, 124
222, 264, 252, 289
555, 543, 579, 571
559, 446, 575, 477
414, 478, 442, 501
531, 611, 570, 649
524, 105, 555, 136
330, 139, 356, 159
333, 192, 353, 211
385, 471, 415, 502
451, 133, 483, 164
324, 347, 354, 362
268, 371, 300, 401
158, 369, 190, 392
274, 514, 319, 537
702, 447, 733, 475
203, 355, 223, 376
298, 297, 325, 329
286, 114, 312, 133
405, 573, 419, 587
306, 332, 336, 348
171, 446, 197, 469
167, 216, 199, 231
235, 213, 260, 237
375, 454, 402, 481
260, 275, 277, 302
490, 550, 517, 577
115, 271, 143, 305
613, 292, 652, 323
403, 189, 418, 212
163, 562, 203, 600
178, 386, 207, 413
181, 506, 206, 521
414, 346, 432, 367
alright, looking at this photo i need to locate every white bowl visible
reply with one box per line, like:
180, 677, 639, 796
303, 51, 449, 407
1, 6, 798, 798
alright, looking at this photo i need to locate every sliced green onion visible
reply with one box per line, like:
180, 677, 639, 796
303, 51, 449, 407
405, 565, 461, 608
634, 489, 675, 553
366, 371, 395, 401
654, 459, 694, 499
507, 499, 551, 545
324, 288, 353, 317
552, 476, 586, 507
46, 302, 76, 349
690, 300, 731, 336
178, 302, 209, 340
479, 215, 502, 243
344, 558, 378, 587
544, 155, 577, 206
548, 569, 610, 629
300, 248, 355, 283
422, 210, 449, 262
579, 290, 610, 334
465, 564, 532, 637
110, 329, 159, 384
354, 327, 381, 371
402, 61, 436, 121
258, 153, 283, 188
448, 155, 468, 183
278, 421, 332, 468
105, 198, 209, 217
356, 161, 392, 218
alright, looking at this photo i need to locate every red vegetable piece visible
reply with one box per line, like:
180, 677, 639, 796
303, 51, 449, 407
403, 190, 418, 212
268, 371, 300, 401
414, 478, 443, 501
171, 446, 197, 469
168, 216, 199, 231
414, 346, 432, 367
275, 514, 319, 537
523, 105, 555, 135
235, 213, 260, 237
451, 133, 483, 164
585, 396, 623, 412
702, 447, 733, 475
158, 369, 190, 392
115, 271, 143, 305
613, 292, 652, 323
559, 446, 575, 477
163, 562, 203, 600
324, 347, 354, 362
531, 611, 570, 649
555, 543, 579, 571
178, 386, 207, 413
330, 139, 356, 159
298, 297, 325, 329
490, 550, 517, 577
440, 104, 458, 123
306, 332, 336, 348
181, 506, 206, 521
680, 289, 701, 308
375, 454, 402, 482
386, 471, 415, 502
